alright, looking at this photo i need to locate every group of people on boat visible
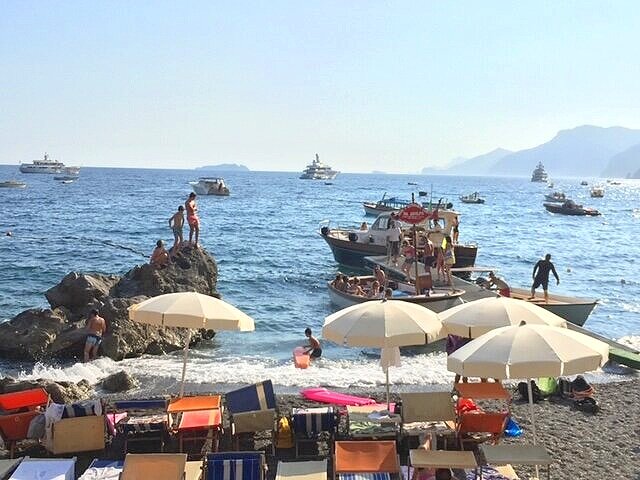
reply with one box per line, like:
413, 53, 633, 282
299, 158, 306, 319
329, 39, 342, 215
150, 192, 201, 268
331, 273, 393, 299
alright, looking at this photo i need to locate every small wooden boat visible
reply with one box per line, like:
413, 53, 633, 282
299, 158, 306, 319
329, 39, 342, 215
327, 275, 464, 313
544, 200, 600, 216
544, 191, 566, 203
0, 180, 26, 188
590, 187, 604, 198
459, 192, 485, 204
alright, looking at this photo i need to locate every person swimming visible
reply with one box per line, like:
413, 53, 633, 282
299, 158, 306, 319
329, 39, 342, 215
303, 327, 322, 358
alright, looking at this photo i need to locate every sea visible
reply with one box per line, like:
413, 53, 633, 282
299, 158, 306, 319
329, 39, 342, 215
0, 165, 639, 394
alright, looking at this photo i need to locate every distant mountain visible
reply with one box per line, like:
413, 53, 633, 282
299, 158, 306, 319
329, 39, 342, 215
196, 163, 249, 172
492, 125, 640, 177
422, 148, 511, 175
601, 143, 640, 178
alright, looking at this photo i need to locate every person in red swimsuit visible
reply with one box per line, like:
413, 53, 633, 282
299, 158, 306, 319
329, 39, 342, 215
185, 192, 200, 247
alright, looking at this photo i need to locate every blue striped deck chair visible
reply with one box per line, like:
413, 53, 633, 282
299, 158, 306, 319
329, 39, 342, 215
226, 381, 277, 452
111, 399, 169, 453
204, 451, 265, 480
292, 407, 337, 458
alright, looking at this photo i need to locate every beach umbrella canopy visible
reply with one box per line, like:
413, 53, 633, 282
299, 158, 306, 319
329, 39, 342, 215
441, 297, 567, 338
323, 299, 443, 408
128, 292, 255, 396
448, 321, 608, 453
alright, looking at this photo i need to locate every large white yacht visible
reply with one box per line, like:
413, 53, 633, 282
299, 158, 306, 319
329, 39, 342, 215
299, 154, 339, 180
530, 162, 549, 182
20, 153, 65, 174
189, 177, 230, 196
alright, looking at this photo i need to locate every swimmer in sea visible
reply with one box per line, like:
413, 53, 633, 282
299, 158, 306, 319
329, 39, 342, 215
303, 327, 322, 359
185, 192, 200, 247
84, 309, 106, 362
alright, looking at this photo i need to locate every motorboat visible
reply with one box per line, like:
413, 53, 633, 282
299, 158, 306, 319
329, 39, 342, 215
327, 275, 464, 312
544, 191, 566, 203
590, 186, 604, 198
363, 194, 452, 216
60, 179, 75, 184
319, 210, 477, 270
189, 177, 230, 196
531, 162, 548, 182
459, 192, 485, 204
544, 200, 600, 216
366, 261, 598, 327
53, 166, 80, 181
19, 153, 65, 174
0, 180, 27, 188
581, 181, 589, 186
299, 154, 339, 180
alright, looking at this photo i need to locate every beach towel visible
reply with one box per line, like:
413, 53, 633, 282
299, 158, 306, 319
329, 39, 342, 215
339, 474, 391, 480
503, 417, 522, 437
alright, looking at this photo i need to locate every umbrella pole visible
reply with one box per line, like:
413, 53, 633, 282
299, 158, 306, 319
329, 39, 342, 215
527, 378, 540, 479
386, 368, 391, 412
179, 330, 193, 398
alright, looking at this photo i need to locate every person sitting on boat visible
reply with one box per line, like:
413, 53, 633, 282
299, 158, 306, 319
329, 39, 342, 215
368, 280, 381, 298
528, 253, 560, 303
373, 265, 386, 286
347, 277, 365, 296
360, 221, 368, 230
384, 288, 393, 299
487, 271, 511, 297
303, 328, 322, 359
150, 240, 170, 268
401, 240, 416, 275
331, 274, 345, 291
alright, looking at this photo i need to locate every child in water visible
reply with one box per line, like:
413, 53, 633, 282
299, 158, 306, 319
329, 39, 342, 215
303, 328, 322, 359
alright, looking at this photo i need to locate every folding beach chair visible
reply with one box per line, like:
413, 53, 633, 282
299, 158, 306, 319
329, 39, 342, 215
78, 459, 124, 480
120, 454, 188, 480
276, 460, 327, 480
7, 457, 76, 480
456, 412, 508, 451
110, 399, 169, 453
226, 380, 277, 452
203, 451, 266, 480
400, 392, 456, 449
334, 441, 400, 480
346, 405, 400, 441
0, 388, 50, 458
167, 395, 223, 453
292, 407, 337, 458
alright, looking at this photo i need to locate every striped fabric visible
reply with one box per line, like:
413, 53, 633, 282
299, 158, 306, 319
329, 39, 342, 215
292, 407, 335, 436
61, 400, 101, 419
339, 473, 391, 480
120, 414, 166, 433
226, 380, 276, 414
206, 453, 263, 480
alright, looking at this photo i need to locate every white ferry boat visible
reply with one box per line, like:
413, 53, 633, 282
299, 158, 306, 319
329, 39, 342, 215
300, 154, 339, 180
20, 153, 65, 174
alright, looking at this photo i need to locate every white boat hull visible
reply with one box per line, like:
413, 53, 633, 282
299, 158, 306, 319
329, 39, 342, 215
19, 165, 62, 174
189, 181, 230, 196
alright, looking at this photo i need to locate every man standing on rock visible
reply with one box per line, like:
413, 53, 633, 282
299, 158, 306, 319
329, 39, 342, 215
185, 192, 200, 247
84, 309, 106, 362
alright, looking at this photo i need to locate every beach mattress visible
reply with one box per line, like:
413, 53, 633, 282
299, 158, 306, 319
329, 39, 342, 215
8, 458, 75, 480
293, 347, 311, 369
301, 388, 376, 406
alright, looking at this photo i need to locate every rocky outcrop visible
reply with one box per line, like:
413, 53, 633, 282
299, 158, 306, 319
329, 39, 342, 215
101, 371, 137, 393
0, 246, 219, 361
0, 377, 92, 404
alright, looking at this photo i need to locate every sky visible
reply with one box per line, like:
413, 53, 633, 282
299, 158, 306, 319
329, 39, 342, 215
1, 1, 640, 173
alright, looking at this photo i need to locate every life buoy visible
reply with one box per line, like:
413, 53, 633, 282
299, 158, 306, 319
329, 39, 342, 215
348, 232, 358, 242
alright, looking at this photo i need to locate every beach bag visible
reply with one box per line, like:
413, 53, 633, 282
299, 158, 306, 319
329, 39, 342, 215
537, 377, 558, 397
517, 380, 542, 403
558, 377, 573, 397
503, 417, 522, 437
574, 397, 599, 414
275, 416, 293, 449
571, 375, 595, 399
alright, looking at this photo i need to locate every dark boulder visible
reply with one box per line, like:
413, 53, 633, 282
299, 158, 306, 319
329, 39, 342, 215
101, 371, 137, 392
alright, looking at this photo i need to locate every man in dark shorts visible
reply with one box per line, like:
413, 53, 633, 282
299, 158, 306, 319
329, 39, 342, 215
303, 328, 322, 359
84, 309, 106, 362
529, 253, 560, 303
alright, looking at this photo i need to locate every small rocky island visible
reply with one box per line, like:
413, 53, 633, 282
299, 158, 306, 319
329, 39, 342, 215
0, 246, 219, 362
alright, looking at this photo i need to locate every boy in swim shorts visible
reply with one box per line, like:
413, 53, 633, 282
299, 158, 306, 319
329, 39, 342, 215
169, 205, 184, 254
84, 309, 106, 362
303, 328, 322, 359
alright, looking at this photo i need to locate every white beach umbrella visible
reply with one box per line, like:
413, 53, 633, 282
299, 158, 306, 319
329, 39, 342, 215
323, 299, 443, 408
128, 292, 255, 396
441, 297, 567, 338
448, 321, 608, 444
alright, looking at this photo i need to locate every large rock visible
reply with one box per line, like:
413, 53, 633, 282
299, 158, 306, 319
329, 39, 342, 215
101, 371, 137, 392
0, 246, 219, 361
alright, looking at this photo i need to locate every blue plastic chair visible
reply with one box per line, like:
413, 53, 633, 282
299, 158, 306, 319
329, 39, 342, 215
205, 452, 265, 480
292, 407, 337, 458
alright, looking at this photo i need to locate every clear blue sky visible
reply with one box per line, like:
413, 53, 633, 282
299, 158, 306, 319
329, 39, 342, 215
1, 1, 639, 172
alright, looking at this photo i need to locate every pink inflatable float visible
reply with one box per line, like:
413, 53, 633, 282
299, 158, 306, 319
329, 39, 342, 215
300, 388, 377, 406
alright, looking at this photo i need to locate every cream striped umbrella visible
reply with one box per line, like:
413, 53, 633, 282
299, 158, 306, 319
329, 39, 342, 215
128, 292, 255, 396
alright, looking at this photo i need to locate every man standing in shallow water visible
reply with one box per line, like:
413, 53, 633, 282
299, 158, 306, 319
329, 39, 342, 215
529, 253, 560, 303
185, 192, 200, 247
84, 309, 106, 362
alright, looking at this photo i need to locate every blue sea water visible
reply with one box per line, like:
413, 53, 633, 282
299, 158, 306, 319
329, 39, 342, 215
0, 166, 638, 392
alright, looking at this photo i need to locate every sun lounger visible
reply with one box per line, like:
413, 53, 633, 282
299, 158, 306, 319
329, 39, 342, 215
400, 392, 456, 449
204, 451, 266, 480
110, 399, 169, 453
168, 395, 223, 453
346, 406, 400, 440
0, 458, 22, 480
78, 459, 124, 480
276, 460, 328, 480
7, 457, 76, 480
292, 407, 337, 458
120, 453, 188, 480
456, 412, 508, 450
0, 388, 50, 457
226, 381, 277, 452
334, 441, 400, 480
44, 400, 106, 454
